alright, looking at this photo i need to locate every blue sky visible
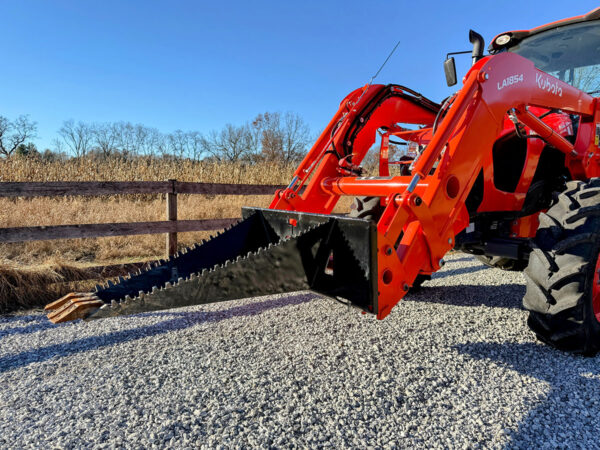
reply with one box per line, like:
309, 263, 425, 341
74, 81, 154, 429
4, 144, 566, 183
1, 1, 599, 151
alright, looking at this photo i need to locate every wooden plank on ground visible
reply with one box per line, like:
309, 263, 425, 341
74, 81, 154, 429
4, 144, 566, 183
0, 218, 238, 243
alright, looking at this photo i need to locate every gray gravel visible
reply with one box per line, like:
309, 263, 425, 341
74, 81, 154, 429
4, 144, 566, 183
2, 253, 600, 449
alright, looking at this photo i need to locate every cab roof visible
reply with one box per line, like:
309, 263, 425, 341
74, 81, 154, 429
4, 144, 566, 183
489, 7, 600, 53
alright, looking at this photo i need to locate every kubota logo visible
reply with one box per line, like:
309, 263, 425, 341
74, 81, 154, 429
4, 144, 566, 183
497, 74, 523, 90
536, 73, 563, 97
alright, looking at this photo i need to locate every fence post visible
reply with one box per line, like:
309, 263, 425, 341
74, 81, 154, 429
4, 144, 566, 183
166, 179, 177, 257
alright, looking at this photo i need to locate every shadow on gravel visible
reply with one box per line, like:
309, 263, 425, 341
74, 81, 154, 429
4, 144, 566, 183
409, 284, 525, 309
0, 316, 61, 338
445, 256, 478, 264
432, 264, 488, 279
455, 342, 600, 448
0, 293, 318, 374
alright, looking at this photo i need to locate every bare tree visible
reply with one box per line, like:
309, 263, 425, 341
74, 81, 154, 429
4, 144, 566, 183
92, 122, 119, 157
167, 130, 189, 159
200, 123, 258, 162
52, 138, 65, 154
252, 112, 282, 162
252, 112, 310, 163
42, 112, 312, 162
58, 119, 93, 157
112, 121, 137, 156
186, 131, 203, 161
281, 112, 311, 162
0, 115, 38, 157
165, 130, 204, 160
134, 124, 163, 157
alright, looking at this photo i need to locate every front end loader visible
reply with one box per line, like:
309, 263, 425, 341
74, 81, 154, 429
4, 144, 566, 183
47, 8, 600, 355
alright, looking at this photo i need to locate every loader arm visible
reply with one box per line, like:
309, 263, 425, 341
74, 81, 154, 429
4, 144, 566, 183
270, 51, 594, 318
45, 52, 595, 323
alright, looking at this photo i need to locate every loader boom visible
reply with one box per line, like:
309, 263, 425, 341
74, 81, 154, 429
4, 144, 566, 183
269, 51, 595, 318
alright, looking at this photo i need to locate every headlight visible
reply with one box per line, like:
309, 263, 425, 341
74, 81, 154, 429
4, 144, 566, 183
495, 34, 511, 46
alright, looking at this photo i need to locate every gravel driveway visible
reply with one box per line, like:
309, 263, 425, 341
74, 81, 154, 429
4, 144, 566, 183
1, 253, 599, 448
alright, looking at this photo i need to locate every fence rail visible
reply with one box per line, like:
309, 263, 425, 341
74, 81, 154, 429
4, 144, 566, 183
0, 180, 285, 256
0, 181, 284, 197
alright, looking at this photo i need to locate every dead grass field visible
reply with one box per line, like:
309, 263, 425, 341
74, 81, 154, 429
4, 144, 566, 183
0, 157, 296, 183
0, 158, 354, 312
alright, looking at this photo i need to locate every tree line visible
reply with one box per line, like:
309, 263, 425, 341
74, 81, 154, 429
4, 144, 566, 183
0, 111, 313, 163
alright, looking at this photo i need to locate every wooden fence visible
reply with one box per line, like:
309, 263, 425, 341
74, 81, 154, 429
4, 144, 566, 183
0, 180, 284, 257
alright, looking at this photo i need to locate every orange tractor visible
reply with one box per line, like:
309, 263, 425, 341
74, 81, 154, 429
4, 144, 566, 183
47, 8, 600, 355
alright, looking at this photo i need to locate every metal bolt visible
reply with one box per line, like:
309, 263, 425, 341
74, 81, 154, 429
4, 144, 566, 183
448, 238, 452, 244
439, 258, 445, 267
414, 196, 422, 206
385, 247, 393, 256
403, 283, 410, 291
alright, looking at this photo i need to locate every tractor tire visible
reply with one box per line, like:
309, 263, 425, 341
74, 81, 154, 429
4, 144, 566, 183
348, 196, 384, 222
349, 196, 430, 290
475, 255, 528, 271
523, 178, 600, 355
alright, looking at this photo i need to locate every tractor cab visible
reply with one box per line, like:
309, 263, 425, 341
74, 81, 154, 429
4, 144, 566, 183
491, 9, 600, 94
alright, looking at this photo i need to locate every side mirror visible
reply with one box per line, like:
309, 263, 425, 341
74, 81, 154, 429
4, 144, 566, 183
444, 57, 457, 86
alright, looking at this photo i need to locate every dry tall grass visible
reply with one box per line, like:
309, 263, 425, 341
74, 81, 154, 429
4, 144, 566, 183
0, 157, 296, 183
0, 157, 353, 312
